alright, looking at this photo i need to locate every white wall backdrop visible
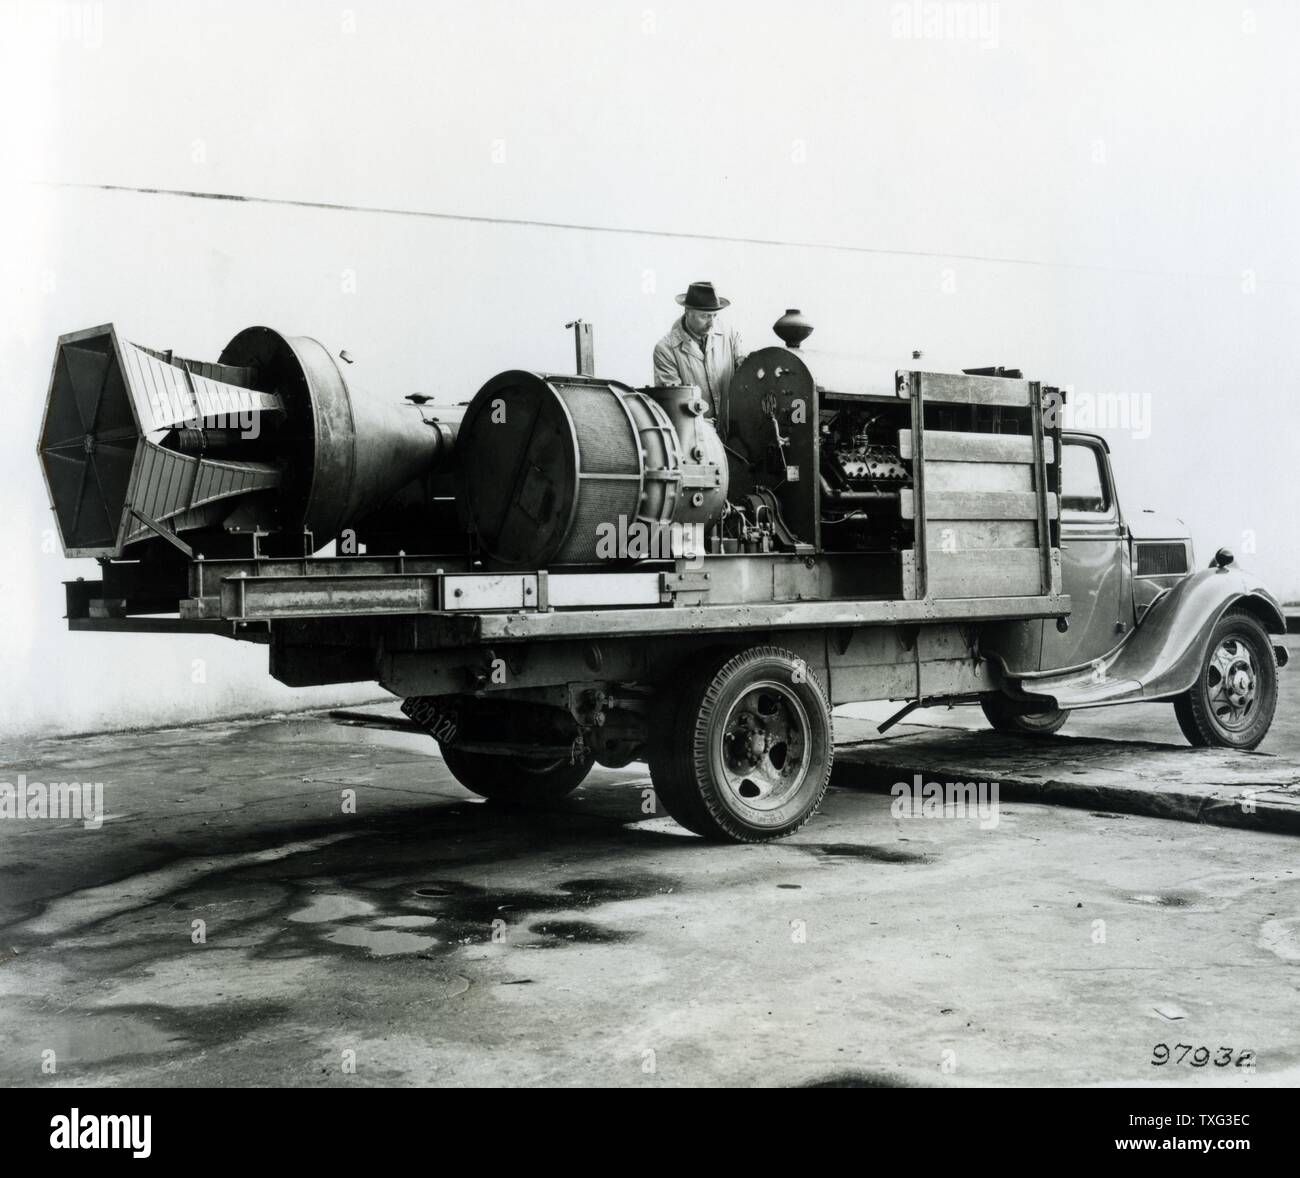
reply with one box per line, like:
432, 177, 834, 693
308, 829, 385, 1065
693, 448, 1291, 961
2, 0, 1298, 739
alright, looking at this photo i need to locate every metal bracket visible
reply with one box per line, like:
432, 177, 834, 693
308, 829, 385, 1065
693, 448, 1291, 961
896, 623, 920, 653
878, 693, 981, 734
662, 570, 711, 594
877, 699, 922, 734
129, 509, 194, 558
565, 319, 595, 376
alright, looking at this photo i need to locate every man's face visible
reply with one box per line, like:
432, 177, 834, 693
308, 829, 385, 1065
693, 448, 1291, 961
683, 308, 718, 336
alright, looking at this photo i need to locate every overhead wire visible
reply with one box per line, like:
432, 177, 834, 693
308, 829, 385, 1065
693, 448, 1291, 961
27, 178, 1292, 288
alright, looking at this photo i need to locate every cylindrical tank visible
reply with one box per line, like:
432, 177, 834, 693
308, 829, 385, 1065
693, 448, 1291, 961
456, 371, 728, 566
219, 327, 446, 543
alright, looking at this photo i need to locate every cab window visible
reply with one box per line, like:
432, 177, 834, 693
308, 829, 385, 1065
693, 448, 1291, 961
1060, 441, 1111, 515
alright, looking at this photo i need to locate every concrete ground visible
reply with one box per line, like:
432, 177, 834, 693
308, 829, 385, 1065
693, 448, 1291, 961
2, 648, 1299, 1088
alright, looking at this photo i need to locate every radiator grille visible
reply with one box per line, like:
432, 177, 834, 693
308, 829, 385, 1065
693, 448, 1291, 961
1135, 541, 1189, 576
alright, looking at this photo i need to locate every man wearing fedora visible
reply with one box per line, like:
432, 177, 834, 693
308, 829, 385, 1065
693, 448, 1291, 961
653, 281, 746, 433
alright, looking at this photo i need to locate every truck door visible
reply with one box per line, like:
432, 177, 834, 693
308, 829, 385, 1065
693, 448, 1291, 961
1039, 435, 1128, 670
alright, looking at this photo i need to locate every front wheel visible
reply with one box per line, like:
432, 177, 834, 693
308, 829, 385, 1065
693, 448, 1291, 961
438, 745, 593, 803
981, 695, 1070, 735
649, 646, 833, 842
1173, 611, 1277, 750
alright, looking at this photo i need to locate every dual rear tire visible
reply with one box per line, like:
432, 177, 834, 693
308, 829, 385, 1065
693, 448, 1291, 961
429, 645, 832, 840
648, 646, 834, 842
439, 745, 594, 803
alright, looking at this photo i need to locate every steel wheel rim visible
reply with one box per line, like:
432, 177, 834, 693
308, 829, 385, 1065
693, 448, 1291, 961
716, 680, 811, 812
1207, 636, 1258, 732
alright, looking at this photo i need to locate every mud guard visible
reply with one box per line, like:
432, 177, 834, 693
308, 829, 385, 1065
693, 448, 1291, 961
1002, 567, 1285, 710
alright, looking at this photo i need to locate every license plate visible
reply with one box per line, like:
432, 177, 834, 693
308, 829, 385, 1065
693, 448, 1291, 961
401, 697, 462, 746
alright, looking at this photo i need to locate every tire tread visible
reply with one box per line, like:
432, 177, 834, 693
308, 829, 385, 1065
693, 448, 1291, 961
1173, 609, 1277, 750
653, 645, 834, 843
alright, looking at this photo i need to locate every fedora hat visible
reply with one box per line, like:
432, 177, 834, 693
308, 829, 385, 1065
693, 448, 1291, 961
675, 281, 730, 311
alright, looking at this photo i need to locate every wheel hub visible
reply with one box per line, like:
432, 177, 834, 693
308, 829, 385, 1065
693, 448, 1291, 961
733, 714, 771, 765
1207, 638, 1257, 730
719, 683, 810, 810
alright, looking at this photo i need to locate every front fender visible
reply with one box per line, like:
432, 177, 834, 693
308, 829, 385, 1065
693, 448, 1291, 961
1122, 567, 1284, 699
1010, 566, 1284, 709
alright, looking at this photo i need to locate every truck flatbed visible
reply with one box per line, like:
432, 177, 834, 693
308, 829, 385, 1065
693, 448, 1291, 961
65, 553, 1069, 643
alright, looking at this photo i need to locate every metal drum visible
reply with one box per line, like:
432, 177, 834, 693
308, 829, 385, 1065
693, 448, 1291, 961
456, 370, 726, 566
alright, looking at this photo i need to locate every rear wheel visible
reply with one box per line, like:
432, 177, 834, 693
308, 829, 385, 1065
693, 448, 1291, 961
1173, 611, 1277, 750
439, 745, 593, 803
981, 694, 1070, 735
646, 688, 717, 837
649, 646, 833, 842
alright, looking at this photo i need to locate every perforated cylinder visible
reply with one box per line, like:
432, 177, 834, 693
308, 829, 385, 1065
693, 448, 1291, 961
456, 370, 726, 567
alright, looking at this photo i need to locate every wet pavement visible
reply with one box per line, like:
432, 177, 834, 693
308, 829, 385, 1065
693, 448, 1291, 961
2, 696, 1299, 1088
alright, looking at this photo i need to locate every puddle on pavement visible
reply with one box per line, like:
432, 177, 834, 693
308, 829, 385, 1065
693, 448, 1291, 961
557, 876, 673, 903
387, 874, 678, 951
407, 873, 676, 917
18, 807, 677, 965
324, 926, 438, 956
45, 1011, 190, 1063
400, 873, 676, 946
19, 833, 359, 940
526, 919, 634, 947
275, 873, 674, 959
1125, 892, 1192, 908
808, 843, 933, 865
289, 894, 376, 923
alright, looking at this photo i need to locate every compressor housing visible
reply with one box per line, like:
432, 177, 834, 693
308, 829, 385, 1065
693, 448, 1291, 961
456, 371, 728, 566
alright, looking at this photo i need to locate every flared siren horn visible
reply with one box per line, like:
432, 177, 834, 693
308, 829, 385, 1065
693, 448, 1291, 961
37, 325, 283, 556
36, 324, 450, 558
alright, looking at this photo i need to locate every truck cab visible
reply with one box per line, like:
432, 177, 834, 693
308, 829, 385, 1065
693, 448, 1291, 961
1041, 432, 1133, 670
1040, 431, 1195, 671
999, 430, 1284, 751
